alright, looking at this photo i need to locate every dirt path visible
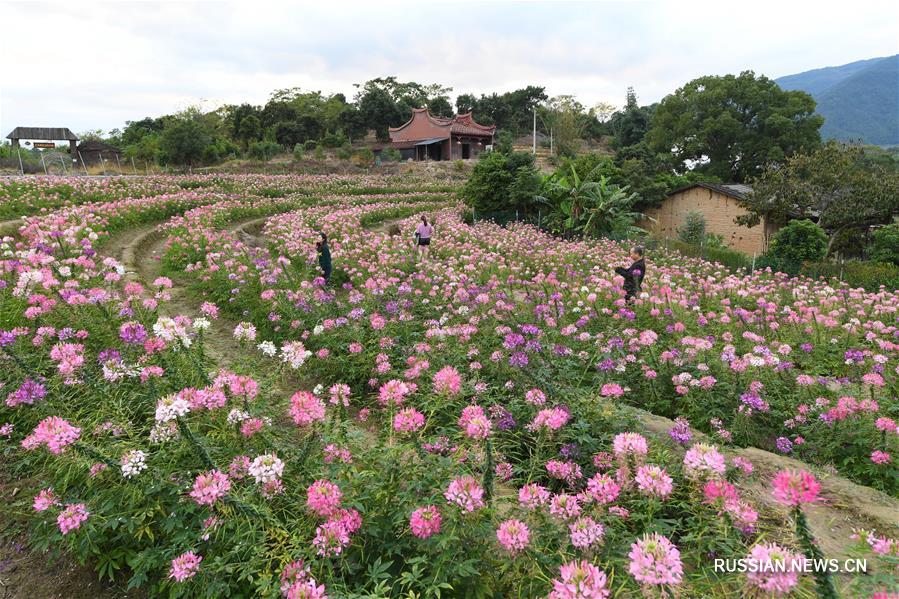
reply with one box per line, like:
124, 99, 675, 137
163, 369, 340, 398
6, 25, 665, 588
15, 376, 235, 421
639, 411, 899, 564
114, 216, 273, 367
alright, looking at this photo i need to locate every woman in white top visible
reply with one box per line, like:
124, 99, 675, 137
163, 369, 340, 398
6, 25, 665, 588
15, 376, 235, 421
414, 216, 433, 261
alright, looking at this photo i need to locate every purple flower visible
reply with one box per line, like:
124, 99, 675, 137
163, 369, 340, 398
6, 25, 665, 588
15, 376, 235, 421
668, 417, 692, 445
508, 351, 529, 367
775, 437, 793, 454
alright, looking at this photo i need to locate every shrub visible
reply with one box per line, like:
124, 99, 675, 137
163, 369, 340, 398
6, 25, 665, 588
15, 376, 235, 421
336, 144, 353, 160
314, 146, 326, 161
304, 139, 319, 151
381, 147, 401, 162
352, 148, 374, 167
869, 223, 899, 265
248, 140, 280, 162
802, 260, 899, 291
321, 132, 348, 149
769, 219, 828, 264
678, 211, 706, 245
462, 151, 540, 214
667, 239, 752, 272
292, 143, 304, 161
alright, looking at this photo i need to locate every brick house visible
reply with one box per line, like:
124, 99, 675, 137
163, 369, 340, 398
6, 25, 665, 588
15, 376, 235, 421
643, 183, 780, 255
388, 108, 496, 161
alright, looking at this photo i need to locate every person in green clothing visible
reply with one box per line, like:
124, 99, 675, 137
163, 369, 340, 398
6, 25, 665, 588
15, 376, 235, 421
316, 232, 332, 284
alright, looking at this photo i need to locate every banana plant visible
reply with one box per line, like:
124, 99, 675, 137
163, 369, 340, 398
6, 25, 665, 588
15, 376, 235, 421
537, 164, 652, 238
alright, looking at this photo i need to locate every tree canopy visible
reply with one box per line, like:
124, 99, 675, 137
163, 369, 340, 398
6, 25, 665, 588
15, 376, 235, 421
739, 141, 899, 253
646, 71, 823, 182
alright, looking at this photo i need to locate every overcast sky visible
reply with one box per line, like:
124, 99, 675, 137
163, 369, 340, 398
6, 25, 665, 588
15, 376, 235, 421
1, 0, 897, 136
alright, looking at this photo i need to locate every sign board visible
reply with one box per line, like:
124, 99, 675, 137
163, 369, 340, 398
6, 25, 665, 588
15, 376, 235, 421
33, 142, 56, 149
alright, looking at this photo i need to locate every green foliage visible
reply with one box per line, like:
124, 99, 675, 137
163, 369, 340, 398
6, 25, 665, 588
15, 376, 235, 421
159, 114, 211, 166
352, 148, 375, 167
462, 151, 540, 214
647, 71, 823, 182
248, 140, 281, 162
336, 144, 353, 160
321, 132, 349, 148
304, 139, 319, 151
664, 239, 752, 271
678, 211, 706, 245
538, 166, 645, 238
456, 86, 548, 135
381, 147, 402, 162
870, 223, 899, 265
768, 219, 828, 264
609, 87, 655, 148
292, 143, 305, 161
744, 141, 899, 254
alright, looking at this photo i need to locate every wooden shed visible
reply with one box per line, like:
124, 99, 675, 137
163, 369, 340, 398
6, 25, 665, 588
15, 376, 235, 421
76, 140, 123, 166
643, 183, 780, 255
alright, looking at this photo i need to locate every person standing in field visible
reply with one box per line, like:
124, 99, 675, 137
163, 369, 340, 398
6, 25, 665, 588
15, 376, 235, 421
316, 232, 332, 284
414, 216, 433, 261
615, 246, 646, 303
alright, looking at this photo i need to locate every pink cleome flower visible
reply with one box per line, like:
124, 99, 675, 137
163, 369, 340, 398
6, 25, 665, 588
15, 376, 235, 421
306, 479, 343, 517
169, 550, 202, 582
745, 543, 801, 596
628, 533, 683, 586
771, 469, 821, 507
548, 560, 611, 599
444, 476, 485, 513
410, 505, 442, 539
22, 416, 81, 454
189, 469, 231, 506
289, 391, 326, 427
496, 519, 530, 554
57, 503, 89, 535
432, 365, 462, 396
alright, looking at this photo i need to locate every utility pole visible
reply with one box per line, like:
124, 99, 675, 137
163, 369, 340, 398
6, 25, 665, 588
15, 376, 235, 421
532, 108, 537, 155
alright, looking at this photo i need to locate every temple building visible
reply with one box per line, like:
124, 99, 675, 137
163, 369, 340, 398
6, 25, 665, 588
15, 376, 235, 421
388, 109, 496, 161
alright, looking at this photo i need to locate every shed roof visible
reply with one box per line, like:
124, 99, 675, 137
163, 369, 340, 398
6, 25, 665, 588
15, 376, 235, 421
6, 127, 78, 141
668, 182, 753, 201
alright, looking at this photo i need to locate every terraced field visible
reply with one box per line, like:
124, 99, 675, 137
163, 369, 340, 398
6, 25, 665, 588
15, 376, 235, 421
0, 175, 896, 598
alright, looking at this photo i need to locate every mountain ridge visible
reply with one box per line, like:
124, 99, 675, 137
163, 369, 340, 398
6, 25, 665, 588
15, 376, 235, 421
776, 55, 898, 145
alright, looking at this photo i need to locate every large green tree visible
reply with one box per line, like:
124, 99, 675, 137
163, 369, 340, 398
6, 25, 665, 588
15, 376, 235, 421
646, 71, 823, 182
159, 109, 212, 165
609, 87, 654, 148
739, 141, 899, 254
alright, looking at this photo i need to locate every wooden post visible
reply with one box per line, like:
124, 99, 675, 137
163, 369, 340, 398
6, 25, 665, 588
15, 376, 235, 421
115, 154, 123, 173
751, 252, 756, 274
131, 157, 138, 175
16, 147, 24, 175
77, 151, 89, 175
40, 152, 48, 175
100, 154, 107, 175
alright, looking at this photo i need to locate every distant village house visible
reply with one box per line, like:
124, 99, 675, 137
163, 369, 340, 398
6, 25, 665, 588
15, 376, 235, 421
388, 109, 496, 161
643, 183, 780, 255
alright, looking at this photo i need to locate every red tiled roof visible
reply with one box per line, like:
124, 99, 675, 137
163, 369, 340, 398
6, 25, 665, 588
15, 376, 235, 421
389, 108, 495, 142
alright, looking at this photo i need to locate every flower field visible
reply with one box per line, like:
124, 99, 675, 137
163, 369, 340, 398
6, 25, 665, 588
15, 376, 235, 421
1, 175, 897, 598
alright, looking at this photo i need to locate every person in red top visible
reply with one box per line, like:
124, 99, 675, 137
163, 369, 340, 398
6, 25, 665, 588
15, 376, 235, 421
414, 216, 433, 261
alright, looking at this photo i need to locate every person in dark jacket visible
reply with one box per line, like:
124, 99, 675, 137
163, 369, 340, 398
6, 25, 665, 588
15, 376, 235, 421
615, 246, 646, 303
316, 232, 332, 284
